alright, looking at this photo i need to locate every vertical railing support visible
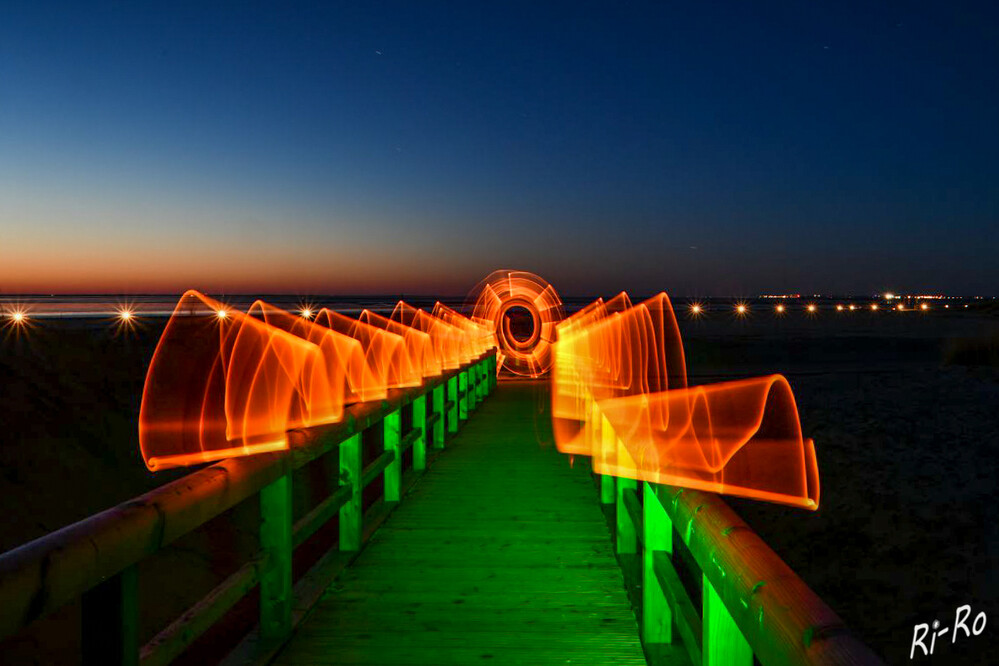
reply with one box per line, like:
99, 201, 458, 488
81, 564, 138, 666
600, 414, 616, 505
259, 473, 292, 645
643, 482, 673, 645
412, 395, 427, 471
481, 360, 488, 395
433, 384, 446, 448
703, 574, 753, 666
447, 376, 458, 435
458, 370, 469, 421
384, 409, 402, 502
479, 359, 487, 401
615, 435, 638, 555
339, 433, 362, 551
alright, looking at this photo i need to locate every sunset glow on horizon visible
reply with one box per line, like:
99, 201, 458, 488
1, 4, 996, 297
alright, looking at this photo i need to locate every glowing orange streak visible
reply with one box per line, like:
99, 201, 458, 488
391, 301, 466, 371
551, 291, 820, 510
468, 270, 564, 377
314, 308, 415, 393
359, 309, 441, 378
140, 291, 325, 471
432, 302, 494, 361
247, 300, 365, 422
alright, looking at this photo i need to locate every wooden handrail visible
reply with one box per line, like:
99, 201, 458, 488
0, 352, 497, 665
598, 411, 885, 666
658, 484, 883, 665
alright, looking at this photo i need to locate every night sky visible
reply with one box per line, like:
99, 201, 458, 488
1, 2, 996, 296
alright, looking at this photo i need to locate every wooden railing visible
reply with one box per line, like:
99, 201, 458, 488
0, 352, 497, 666
597, 415, 886, 666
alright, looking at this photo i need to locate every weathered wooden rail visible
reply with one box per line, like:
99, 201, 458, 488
0, 357, 886, 666
0, 353, 496, 666
594, 410, 885, 666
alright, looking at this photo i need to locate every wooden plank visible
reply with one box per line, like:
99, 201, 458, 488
292, 485, 352, 548
653, 551, 702, 666
141, 555, 267, 666
359, 450, 395, 490
274, 382, 650, 666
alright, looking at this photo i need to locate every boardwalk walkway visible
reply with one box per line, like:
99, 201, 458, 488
275, 381, 648, 665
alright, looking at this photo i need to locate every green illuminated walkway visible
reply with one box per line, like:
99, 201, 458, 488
275, 381, 648, 665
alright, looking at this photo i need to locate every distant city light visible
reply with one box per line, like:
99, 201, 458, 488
896, 304, 904, 311
775, 304, 785, 314
689, 303, 703, 316
118, 308, 134, 322
3, 307, 32, 336
836, 304, 844, 312
870, 304, 879, 311
920, 303, 929, 311
884, 292, 895, 300
735, 303, 748, 316
849, 304, 857, 311
806, 304, 817, 313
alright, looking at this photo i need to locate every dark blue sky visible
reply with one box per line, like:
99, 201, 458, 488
1, 2, 996, 296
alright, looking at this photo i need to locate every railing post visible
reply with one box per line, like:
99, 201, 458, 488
259, 473, 292, 645
458, 370, 469, 421
81, 564, 138, 666
447, 376, 458, 435
643, 482, 673, 645
433, 384, 446, 448
472, 362, 481, 407
384, 409, 402, 502
479, 359, 488, 400
600, 414, 615, 505
339, 433, 362, 551
412, 394, 427, 471
703, 574, 753, 666
615, 435, 637, 555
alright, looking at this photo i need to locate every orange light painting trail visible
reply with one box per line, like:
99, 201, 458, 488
139, 291, 494, 472
139, 291, 318, 471
391, 301, 467, 370
139, 272, 820, 511
552, 290, 820, 510
468, 270, 564, 378
359, 308, 441, 379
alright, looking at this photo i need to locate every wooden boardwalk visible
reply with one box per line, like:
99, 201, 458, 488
274, 381, 648, 665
